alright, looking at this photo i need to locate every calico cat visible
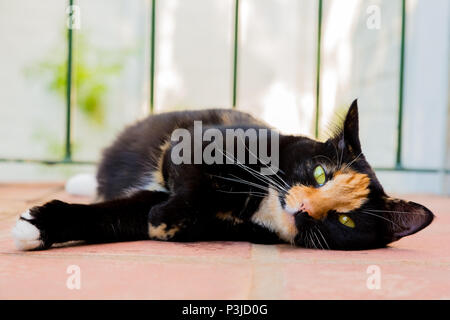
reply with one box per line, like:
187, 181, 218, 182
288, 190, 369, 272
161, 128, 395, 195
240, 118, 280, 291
12, 100, 434, 250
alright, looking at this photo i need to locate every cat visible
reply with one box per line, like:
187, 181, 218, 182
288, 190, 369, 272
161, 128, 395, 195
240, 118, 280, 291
12, 100, 434, 250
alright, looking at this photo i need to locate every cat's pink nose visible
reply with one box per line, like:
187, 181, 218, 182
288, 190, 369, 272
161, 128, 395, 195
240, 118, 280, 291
298, 203, 308, 214
285, 199, 322, 220
301, 200, 320, 220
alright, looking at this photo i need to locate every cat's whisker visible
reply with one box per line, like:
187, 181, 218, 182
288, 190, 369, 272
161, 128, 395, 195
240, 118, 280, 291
304, 231, 311, 248
331, 142, 340, 169
313, 155, 335, 167
312, 233, 318, 250
288, 234, 296, 246
312, 230, 324, 250
216, 148, 287, 193
315, 226, 330, 250
228, 174, 280, 194
306, 233, 311, 248
253, 171, 288, 193
301, 233, 307, 248
242, 165, 289, 194
308, 231, 317, 249
223, 159, 278, 192
343, 151, 363, 171
364, 208, 427, 216
238, 135, 291, 190
210, 174, 270, 193
215, 189, 267, 198
259, 170, 290, 192
360, 210, 400, 227
226, 138, 290, 193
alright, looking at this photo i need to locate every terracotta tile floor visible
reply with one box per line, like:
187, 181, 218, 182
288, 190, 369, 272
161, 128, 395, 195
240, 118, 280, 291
0, 183, 449, 299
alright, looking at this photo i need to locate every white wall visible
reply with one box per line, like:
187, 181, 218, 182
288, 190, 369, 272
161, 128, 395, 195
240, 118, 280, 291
377, 0, 449, 195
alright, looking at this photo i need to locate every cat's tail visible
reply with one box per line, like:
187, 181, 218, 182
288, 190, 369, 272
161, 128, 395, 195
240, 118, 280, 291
65, 173, 98, 197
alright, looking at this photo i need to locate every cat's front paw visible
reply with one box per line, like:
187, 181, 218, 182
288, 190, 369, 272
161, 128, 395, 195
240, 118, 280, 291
11, 200, 68, 251
11, 209, 44, 250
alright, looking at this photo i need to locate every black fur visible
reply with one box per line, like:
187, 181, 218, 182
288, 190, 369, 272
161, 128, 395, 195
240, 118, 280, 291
22, 102, 434, 250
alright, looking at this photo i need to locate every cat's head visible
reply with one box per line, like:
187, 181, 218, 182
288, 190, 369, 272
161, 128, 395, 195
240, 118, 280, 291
278, 100, 434, 250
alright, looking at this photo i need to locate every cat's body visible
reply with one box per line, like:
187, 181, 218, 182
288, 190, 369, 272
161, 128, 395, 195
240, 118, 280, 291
12, 101, 434, 251
96, 109, 266, 200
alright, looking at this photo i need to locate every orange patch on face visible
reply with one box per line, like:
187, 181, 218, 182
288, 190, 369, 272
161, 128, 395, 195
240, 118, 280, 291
285, 169, 370, 220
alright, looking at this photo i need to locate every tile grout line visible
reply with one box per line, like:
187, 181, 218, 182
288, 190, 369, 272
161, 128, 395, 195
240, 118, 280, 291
248, 244, 285, 299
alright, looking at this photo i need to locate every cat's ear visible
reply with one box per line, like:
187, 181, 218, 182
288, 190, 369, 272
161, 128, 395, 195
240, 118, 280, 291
382, 198, 434, 242
341, 99, 361, 154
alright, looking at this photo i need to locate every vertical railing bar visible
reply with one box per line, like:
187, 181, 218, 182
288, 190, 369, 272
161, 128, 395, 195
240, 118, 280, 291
439, 100, 449, 195
439, 59, 450, 195
314, 0, 323, 139
232, 0, 239, 109
65, 0, 74, 162
150, 0, 156, 114
396, 0, 406, 168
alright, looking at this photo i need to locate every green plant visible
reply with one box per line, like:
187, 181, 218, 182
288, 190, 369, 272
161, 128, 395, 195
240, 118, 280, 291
26, 32, 130, 125
24, 30, 133, 156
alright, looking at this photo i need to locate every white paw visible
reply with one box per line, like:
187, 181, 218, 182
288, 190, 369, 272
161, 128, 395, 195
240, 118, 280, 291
11, 210, 44, 251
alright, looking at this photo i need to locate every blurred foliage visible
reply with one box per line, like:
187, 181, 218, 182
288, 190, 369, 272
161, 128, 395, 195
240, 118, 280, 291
31, 128, 79, 158
24, 30, 133, 157
25, 31, 130, 125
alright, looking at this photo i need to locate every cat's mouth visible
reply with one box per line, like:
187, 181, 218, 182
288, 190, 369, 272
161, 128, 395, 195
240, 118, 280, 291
281, 204, 306, 228
284, 204, 306, 216
282, 186, 327, 220
283, 200, 314, 220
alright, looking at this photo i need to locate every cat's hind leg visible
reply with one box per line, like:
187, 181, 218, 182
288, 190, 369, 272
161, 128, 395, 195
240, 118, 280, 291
11, 190, 169, 250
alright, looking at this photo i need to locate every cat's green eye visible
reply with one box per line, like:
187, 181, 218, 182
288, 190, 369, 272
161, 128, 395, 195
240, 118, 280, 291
313, 165, 326, 186
338, 214, 355, 228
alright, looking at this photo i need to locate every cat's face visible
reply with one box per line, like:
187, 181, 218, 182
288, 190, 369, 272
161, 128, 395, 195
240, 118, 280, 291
278, 100, 434, 250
